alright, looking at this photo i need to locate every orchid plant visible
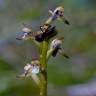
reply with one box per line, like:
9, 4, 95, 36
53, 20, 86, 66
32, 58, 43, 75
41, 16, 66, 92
16, 6, 69, 96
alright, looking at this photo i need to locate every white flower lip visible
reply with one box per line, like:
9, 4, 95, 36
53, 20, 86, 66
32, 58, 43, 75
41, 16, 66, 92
22, 27, 32, 32
50, 39, 62, 49
31, 65, 40, 74
24, 63, 40, 74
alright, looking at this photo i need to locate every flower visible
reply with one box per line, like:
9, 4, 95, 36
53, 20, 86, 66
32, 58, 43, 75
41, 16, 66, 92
48, 6, 70, 25
47, 6, 64, 23
48, 37, 69, 58
16, 24, 32, 40
24, 63, 40, 75
50, 37, 63, 49
48, 37, 63, 57
50, 39, 62, 49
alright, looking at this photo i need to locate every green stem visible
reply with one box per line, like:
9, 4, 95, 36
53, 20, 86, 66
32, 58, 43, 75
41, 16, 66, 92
40, 40, 49, 96
46, 48, 54, 61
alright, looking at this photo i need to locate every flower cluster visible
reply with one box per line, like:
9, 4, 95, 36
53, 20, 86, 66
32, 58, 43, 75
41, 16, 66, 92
16, 6, 70, 85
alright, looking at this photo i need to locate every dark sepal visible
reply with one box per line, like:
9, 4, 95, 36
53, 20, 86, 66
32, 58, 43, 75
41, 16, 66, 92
52, 47, 60, 57
35, 33, 44, 42
35, 26, 57, 42
44, 26, 57, 40
62, 53, 70, 59
64, 19, 70, 25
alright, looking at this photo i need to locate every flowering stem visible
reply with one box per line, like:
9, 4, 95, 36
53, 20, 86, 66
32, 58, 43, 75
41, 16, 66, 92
39, 40, 49, 96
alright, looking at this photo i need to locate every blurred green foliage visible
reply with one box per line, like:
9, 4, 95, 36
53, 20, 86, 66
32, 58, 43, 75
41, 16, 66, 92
0, 0, 96, 96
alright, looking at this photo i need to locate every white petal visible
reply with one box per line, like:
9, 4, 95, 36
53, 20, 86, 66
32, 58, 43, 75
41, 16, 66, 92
24, 64, 31, 71
22, 27, 31, 32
